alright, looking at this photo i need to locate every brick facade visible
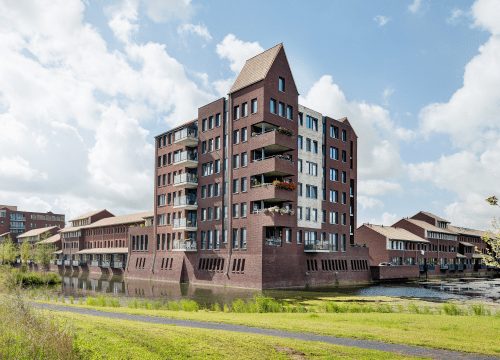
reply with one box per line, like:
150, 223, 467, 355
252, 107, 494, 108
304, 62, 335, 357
0, 205, 65, 240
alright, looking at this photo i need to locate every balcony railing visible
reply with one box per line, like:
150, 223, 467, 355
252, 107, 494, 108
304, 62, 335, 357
90, 260, 101, 267
56, 260, 63, 266
173, 195, 198, 208
173, 173, 198, 188
457, 264, 464, 271
465, 264, 472, 270
427, 264, 436, 271
72, 260, 86, 267
172, 240, 197, 251
113, 261, 125, 269
265, 237, 282, 247
304, 242, 332, 252
173, 218, 197, 230
174, 128, 198, 146
252, 154, 294, 164
63, 260, 72, 266
101, 261, 111, 268
173, 151, 198, 167
448, 264, 456, 271
419, 265, 425, 272
440, 264, 449, 270
10, 224, 26, 229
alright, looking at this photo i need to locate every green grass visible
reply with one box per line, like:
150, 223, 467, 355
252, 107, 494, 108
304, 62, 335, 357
36, 300, 500, 356
59, 311, 425, 360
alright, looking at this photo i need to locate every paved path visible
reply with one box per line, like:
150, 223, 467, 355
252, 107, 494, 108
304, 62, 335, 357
33, 302, 498, 360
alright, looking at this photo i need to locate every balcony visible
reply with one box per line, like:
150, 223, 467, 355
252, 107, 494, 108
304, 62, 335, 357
172, 239, 197, 251
63, 260, 72, 266
174, 151, 198, 168
305, 241, 332, 252
173, 195, 198, 210
448, 264, 456, 271
427, 264, 436, 271
90, 260, 101, 267
457, 264, 464, 271
173, 173, 198, 188
174, 128, 198, 147
10, 223, 26, 230
173, 218, 197, 231
440, 264, 449, 270
101, 261, 111, 268
72, 260, 86, 267
10, 216, 26, 221
252, 209, 296, 228
56, 260, 63, 266
251, 128, 295, 151
251, 155, 295, 177
465, 264, 472, 270
250, 183, 296, 203
419, 265, 425, 272
112, 261, 126, 269
265, 237, 282, 247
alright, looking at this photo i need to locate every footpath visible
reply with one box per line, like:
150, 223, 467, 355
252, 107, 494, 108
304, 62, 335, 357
33, 302, 499, 360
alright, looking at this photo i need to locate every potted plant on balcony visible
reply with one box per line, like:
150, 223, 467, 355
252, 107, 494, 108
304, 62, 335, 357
289, 209, 295, 216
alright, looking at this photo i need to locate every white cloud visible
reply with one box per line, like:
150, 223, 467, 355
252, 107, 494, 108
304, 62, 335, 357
0, 156, 47, 181
358, 180, 403, 196
177, 23, 212, 41
140, 0, 194, 23
374, 15, 390, 26
358, 196, 384, 211
19, 197, 52, 213
107, 0, 139, 43
216, 34, 264, 74
471, 0, 500, 35
367, 212, 399, 226
408, 0, 422, 13
382, 86, 394, 104
446, 9, 467, 25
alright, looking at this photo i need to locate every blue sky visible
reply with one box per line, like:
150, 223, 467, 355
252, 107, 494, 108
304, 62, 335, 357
0, 0, 499, 229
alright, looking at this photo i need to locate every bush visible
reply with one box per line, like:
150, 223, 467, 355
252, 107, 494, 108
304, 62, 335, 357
232, 299, 248, 313
168, 301, 180, 311
13, 271, 61, 287
443, 302, 462, 316
470, 303, 486, 316
180, 300, 199, 312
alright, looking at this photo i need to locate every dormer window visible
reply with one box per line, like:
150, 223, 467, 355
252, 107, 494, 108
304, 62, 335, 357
279, 77, 285, 92
437, 221, 447, 229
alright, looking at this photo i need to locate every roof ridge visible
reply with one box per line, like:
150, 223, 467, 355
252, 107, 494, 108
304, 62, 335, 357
245, 43, 282, 63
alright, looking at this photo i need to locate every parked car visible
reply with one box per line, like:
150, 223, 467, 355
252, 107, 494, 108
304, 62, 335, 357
379, 262, 394, 266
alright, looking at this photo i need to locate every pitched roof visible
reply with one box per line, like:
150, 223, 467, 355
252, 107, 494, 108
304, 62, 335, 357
361, 224, 429, 243
17, 226, 60, 239
79, 211, 154, 229
418, 211, 450, 223
228, 43, 284, 94
459, 241, 475, 247
76, 247, 128, 254
70, 209, 111, 222
59, 226, 82, 234
448, 225, 487, 238
403, 218, 457, 234
38, 233, 61, 244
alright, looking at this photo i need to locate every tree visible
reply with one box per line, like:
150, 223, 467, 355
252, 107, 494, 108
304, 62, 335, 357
480, 196, 500, 268
19, 239, 32, 263
34, 231, 57, 268
0, 234, 18, 264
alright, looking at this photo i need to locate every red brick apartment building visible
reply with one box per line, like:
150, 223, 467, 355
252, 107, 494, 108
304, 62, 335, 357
0, 205, 65, 241
357, 211, 496, 279
128, 43, 370, 289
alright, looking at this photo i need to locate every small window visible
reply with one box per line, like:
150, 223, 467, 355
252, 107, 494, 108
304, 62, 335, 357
234, 130, 239, 144
298, 136, 303, 149
251, 99, 257, 114
270, 99, 276, 114
298, 112, 303, 126
233, 204, 239, 218
241, 127, 247, 142
279, 77, 285, 92
233, 154, 239, 169
342, 129, 347, 141
287, 105, 293, 120
209, 116, 214, 129
279, 102, 285, 117
242, 102, 247, 117
233, 179, 239, 193
216, 113, 221, 127
241, 152, 247, 167
234, 106, 240, 120
202, 119, 207, 132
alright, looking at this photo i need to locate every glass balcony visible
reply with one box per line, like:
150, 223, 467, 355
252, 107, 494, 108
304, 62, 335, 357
174, 151, 198, 168
448, 264, 456, 271
457, 264, 464, 271
173, 195, 198, 210
72, 260, 86, 267
440, 264, 449, 270
56, 260, 63, 266
174, 128, 198, 147
304, 241, 333, 252
265, 237, 282, 247
427, 264, 436, 271
172, 239, 197, 251
173, 173, 198, 188
90, 260, 101, 267
173, 218, 197, 230
63, 260, 72, 266
101, 261, 111, 268
112, 261, 126, 268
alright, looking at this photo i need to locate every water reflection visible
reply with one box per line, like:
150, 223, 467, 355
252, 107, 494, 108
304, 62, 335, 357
57, 269, 500, 304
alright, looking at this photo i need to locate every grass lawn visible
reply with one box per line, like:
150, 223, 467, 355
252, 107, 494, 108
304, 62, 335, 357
38, 300, 500, 356
58, 312, 425, 360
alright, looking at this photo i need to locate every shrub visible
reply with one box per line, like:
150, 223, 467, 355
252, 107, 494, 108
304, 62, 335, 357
407, 303, 420, 314
232, 299, 248, 313
443, 302, 461, 316
180, 299, 199, 312
168, 301, 180, 311
471, 303, 486, 316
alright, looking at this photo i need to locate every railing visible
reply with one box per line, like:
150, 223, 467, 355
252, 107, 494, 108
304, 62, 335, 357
173, 218, 197, 229
440, 264, 449, 270
56, 260, 63, 266
457, 264, 464, 271
10, 224, 26, 229
265, 237, 282, 247
252, 154, 294, 164
480, 264, 486, 269
72, 260, 86, 267
465, 264, 472, 270
448, 264, 456, 271
305, 242, 333, 251
173, 240, 197, 251
10, 216, 26, 221
49, 260, 54, 265
427, 264, 436, 271
90, 260, 101, 267
63, 260, 72, 266
173, 195, 197, 207
174, 128, 198, 142
101, 261, 111, 268
253, 208, 294, 215
251, 127, 294, 137
174, 151, 198, 163
173, 173, 198, 185
113, 261, 125, 269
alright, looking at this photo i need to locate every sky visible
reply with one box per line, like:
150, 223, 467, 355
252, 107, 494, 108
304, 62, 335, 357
0, 0, 499, 230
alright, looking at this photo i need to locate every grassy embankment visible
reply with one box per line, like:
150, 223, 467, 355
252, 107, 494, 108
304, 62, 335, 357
33, 293, 500, 357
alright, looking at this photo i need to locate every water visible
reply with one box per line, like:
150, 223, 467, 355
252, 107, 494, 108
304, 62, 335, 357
54, 270, 500, 305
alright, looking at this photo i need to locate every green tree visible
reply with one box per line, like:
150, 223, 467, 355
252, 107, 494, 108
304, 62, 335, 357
34, 231, 57, 268
480, 196, 500, 268
0, 234, 18, 264
19, 239, 32, 263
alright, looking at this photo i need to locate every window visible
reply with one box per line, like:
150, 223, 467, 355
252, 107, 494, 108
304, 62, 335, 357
305, 207, 311, 221
214, 159, 220, 173
306, 185, 318, 199
241, 177, 247, 192
279, 77, 285, 92
279, 102, 285, 117
330, 211, 338, 224
330, 190, 338, 203
209, 116, 214, 129
286, 229, 292, 243
306, 161, 317, 176
322, 187, 326, 200
157, 156, 161, 167
158, 194, 166, 206
201, 208, 206, 221
342, 192, 346, 204
241, 228, 247, 249
215, 206, 220, 220
223, 229, 228, 243
298, 112, 303, 126
215, 136, 220, 150
306, 138, 311, 151
297, 230, 302, 244
331, 233, 338, 251
342, 150, 346, 162
208, 184, 213, 197
241, 152, 247, 167
202, 162, 214, 176
330, 147, 338, 160
241, 203, 247, 217
202, 141, 207, 154
287, 105, 293, 120
312, 141, 318, 154
234, 154, 239, 169
168, 153, 172, 164
234, 105, 240, 120
224, 158, 228, 171
201, 231, 206, 250
202, 118, 207, 132
341, 234, 346, 252
216, 113, 221, 127
298, 183, 302, 196
298, 136, 303, 149
342, 213, 346, 225
233, 229, 238, 249
208, 208, 213, 221
330, 125, 339, 139
297, 206, 302, 220
342, 130, 346, 141
312, 209, 318, 222
251, 98, 257, 114
322, 210, 326, 223
158, 214, 166, 226
342, 171, 347, 183
330, 168, 338, 181
209, 139, 213, 152
242, 102, 247, 117
215, 183, 220, 196
298, 159, 302, 172
233, 179, 239, 193
233, 129, 239, 144
242, 127, 247, 142
224, 205, 228, 219
270, 99, 276, 114
306, 116, 318, 131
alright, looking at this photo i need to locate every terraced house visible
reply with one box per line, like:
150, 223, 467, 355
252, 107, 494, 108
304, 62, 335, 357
144, 43, 370, 289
